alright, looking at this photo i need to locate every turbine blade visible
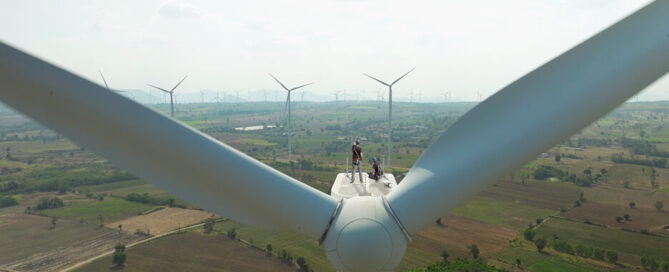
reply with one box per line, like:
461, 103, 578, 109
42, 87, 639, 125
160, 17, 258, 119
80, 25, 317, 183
290, 82, 313, 91
99, 70, 109, 89
170, 75, 188, 92
387, 1, 669, 235
269, 74, 289, 91
391, 68, 415, 86
147, 84, 171, 94
0, 41, 338, 239
363, 73, 389, 87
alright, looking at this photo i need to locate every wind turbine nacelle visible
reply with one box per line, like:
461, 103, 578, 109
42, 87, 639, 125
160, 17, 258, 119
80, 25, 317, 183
323, 196, 407, 272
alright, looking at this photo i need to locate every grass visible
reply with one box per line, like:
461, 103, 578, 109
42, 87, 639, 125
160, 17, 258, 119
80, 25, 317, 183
530, 259, 599, 272
450, 195, 556, 230
41, 197, 155, 224
212, 220, 334, 272
74, 232, 296, 272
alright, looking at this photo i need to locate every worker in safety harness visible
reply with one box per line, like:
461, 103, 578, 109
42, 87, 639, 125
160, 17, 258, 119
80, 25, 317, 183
351, 138, 363, 183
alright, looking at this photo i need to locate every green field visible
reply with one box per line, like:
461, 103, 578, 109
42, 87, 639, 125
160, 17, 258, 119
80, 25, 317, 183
535, 217, 669, 266
41, 197, 155, 224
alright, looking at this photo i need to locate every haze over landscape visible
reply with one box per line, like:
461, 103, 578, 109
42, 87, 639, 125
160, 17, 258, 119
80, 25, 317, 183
1, 0, 667, 102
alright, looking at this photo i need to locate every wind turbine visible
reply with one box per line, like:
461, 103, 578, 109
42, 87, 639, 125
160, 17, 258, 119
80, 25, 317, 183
334, 90, 342, 102
147, 76, 188, 117
1, 3, 668, 271
269, 74, 313, 161
99, 70, 132, 99
364, 68, 415, 168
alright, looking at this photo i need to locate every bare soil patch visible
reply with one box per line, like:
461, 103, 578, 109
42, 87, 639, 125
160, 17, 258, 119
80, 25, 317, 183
107, 207, 213, 235
411, 214, 517, 258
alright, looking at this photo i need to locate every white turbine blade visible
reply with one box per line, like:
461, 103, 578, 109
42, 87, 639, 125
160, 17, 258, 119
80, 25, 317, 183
269, 74, 290, 91
390, 68, 415, 86
363, 73, 390, 87
387, 1, 669, 235
99, 70, 109, 89
290, 82, 313, 91
0, 41, 338, 239
170, 75, 188, 92
147, 84, 171, 94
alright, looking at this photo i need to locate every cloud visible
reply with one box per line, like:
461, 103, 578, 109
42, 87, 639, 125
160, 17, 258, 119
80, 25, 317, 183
158, 0, 208, 19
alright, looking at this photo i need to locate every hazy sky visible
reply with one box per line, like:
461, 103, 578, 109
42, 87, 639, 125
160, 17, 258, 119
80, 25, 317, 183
1, 0, 667, 101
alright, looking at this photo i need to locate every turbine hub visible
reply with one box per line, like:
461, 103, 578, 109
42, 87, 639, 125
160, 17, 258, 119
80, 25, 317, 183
323, 196, 408, 272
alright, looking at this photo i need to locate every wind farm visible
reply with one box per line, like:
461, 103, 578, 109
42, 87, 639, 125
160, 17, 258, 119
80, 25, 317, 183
1, 1, 669, 272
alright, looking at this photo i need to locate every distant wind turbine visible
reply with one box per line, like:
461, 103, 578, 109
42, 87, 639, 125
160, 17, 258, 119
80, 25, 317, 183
270, 74, 313, 161
334, 90, 342, 102
363, 68, 415, 168
147, 75, 188, 117
99, 70, 132, 99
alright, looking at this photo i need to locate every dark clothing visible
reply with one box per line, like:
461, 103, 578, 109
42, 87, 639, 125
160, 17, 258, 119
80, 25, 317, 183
352, 145, 362, 160
370, 161, 381, 180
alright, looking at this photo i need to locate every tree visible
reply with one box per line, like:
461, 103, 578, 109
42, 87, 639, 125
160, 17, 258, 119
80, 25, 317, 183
606, 250, 618, 264
441, 250, 449, 261
203, 218, 216, 233
555, 154, 561, 162
615, 216, 624, 223
523, 229, 536, 241
656, 201, 664, 212
50, 217, 57, 229
534, 237, 547, 253
118, 224, 123, 233
112, 243, 127, 267
468, 244, 480, 259
592, 248, 605, 260
266, 243, 273, 254
227, 228, 236, 239
515, 258, 521, 268
629, 201, 636, 209
624, 214, 631, 221
642, 256, 659, 271
297, 257, 310, 272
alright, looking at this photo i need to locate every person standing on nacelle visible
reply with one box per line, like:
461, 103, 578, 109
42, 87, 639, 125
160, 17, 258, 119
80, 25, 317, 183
351, 138, 363, 183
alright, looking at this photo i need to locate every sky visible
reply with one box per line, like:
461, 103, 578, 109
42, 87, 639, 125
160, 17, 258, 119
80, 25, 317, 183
1, 0, 667, 102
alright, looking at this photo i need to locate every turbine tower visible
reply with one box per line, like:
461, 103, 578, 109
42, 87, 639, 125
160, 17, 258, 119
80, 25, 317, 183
270, 74, 313, 161
364, 68, 415, 168
147, 76, 188, 117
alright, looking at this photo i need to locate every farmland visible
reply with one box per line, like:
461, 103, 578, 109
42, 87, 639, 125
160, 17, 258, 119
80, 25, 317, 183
0, 101, 669, 271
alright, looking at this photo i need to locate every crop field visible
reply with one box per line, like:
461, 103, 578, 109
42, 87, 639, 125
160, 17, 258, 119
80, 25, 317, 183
74, 232, 296, 272
449, 181, 581, 230
560, 201, 669, 235
108, 207, 213, 236
40, 197, 156, 225
3, 101, 669, 271
535, 217, 669, 266
0, 213, 142, 272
